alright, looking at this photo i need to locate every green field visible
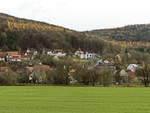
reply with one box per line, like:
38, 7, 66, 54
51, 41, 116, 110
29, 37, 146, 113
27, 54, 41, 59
0, 86, 150, 113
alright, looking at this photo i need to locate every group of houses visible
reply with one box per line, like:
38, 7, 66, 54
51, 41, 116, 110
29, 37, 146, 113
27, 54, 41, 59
0, 48, 144, 84
0, 51, 32, 62
0, 49, 98, 63
0, 49, 98, 83
44, 49, 97, 59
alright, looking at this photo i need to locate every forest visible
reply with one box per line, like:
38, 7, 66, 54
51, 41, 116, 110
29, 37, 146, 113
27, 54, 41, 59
87, 24, 150, 42
0, 13, 106, 54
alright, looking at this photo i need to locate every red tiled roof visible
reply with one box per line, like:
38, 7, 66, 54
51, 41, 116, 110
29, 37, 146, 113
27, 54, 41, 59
34, 65, 51, 71
0, 52, 6, 57
6, 51, 20, 55
0, 67, 8, 72
26, 67, 34, 72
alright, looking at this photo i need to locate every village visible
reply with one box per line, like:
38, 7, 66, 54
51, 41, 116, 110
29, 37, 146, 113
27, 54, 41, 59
0, 48, 144, 86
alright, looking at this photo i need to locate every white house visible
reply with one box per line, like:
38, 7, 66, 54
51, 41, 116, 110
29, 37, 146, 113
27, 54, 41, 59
75, 50, 84, 59
6, 52, 22, 62
75, 50, 96, 59
0, 52, 6, 61
47, 50, 66, 57
127, 64, 142, 72
84, 52, 96, 59
47, 50, 53, 55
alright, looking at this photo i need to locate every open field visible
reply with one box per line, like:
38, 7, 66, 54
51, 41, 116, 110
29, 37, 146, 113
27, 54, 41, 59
0, 86, 150, 113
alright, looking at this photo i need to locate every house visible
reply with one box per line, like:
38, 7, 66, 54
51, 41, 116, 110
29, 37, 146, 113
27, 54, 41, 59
46, 50, 53, 55
127, 64, 142, 79
6, 51, 20, 56
46, 49, 66, 57
119, 69, 129, 83
24, 49, 38, 60
120, 69, 128, 77
26, 66, 34, 73
6, 51, 22, 62
0, 67, 8, 72
33, 51, 38, 56
26, 49, 31, 54
84, 52, 96, 59
24, 49, 29, 55
0, 52, 6, 61
9, 55, 21, 62
75, 50, 96, 59
97, 59, 115, 66
34, 65, 51, 71
0, 51, 22, 62
106, 58, 115, 64
67, 69, 77, 84
21, 55, 31, 61
75, 50, 85, 59
54, 50, 66, 57
86, 59, 115, 71
127, 64, 140, 72
111, 69, 129, 84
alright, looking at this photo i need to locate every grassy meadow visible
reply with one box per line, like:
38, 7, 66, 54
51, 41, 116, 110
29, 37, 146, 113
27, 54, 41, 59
0, 86, 150, 113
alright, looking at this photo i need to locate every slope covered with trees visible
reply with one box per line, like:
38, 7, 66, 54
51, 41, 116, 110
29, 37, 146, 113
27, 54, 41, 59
87, 24, 150, 42
0, 13, 105, 53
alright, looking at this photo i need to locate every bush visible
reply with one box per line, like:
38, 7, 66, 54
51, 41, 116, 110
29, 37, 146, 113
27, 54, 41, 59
0, 71, 17, 85
46, 67, 70, 85
74, 67, 100, 86
17, 73, 29, 83
99, 67, 112, 86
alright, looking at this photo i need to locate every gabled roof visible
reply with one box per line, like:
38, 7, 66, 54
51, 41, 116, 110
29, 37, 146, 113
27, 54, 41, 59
127, 64, 141, 72
6, 51, 20, 55
34, 65, 51, 71
0, 67, 8, 72
0, 52, 6, 57
26, 66, 34, 72
97, 60, 115, 66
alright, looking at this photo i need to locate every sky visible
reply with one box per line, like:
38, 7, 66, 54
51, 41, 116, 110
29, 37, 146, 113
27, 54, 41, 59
0, 0, 150, 31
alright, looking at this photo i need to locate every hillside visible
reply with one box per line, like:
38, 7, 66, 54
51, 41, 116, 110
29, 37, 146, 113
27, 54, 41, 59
87, 24, 150, 42
0, 13, 105, 53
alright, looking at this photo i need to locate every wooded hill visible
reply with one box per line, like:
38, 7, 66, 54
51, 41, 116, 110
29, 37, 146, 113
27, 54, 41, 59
0, 13, 105, 53
87, 24, 150, 42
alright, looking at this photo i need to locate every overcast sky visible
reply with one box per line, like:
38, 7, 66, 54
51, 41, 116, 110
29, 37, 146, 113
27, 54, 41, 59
0, 0, 150, 31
